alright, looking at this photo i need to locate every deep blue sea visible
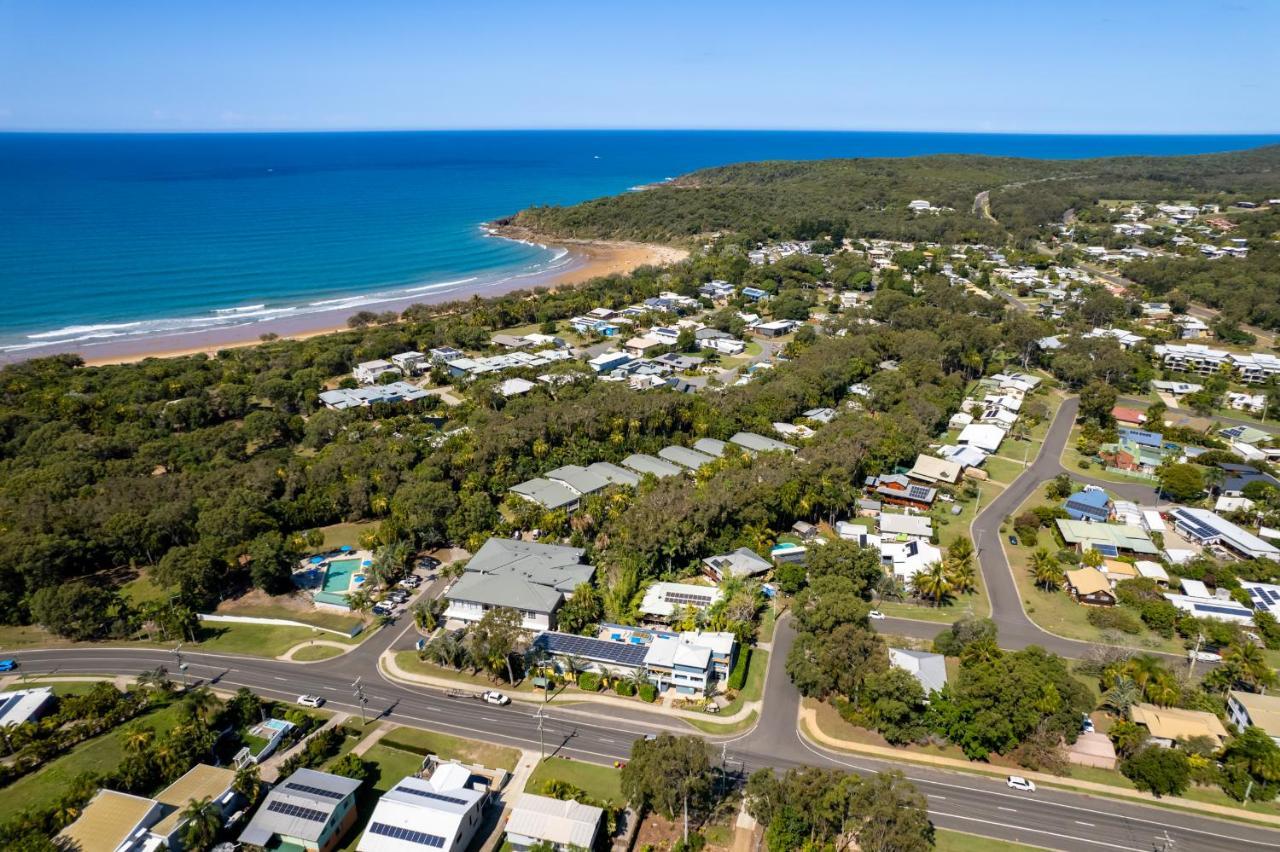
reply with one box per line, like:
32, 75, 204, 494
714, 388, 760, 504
1, 130, 1277, 357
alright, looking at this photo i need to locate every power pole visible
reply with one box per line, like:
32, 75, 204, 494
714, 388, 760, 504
352, 677, 369, 725
1188, 633, 1204, 678
536, 706, 546, 760
172, 644, 188, 689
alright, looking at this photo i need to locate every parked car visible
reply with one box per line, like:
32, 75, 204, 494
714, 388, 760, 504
481, 691, 510, 706
1190, 649, 1222, 663
1006, 776, 1035, 792
1008, 535, 1019, 546
704, 703, 720, 714
868, 610, 886, 620
297, 694, 325, 708
372, 603, 392, 617
0, 659, 17, 672
389, 590, 410, 603
418, 556, 441, 569
398, 577, 421, 589
1081, 715, 1095, 733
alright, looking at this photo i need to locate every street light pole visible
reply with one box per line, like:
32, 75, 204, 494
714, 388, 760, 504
535, 706, 546, 760
352, 677, 368, 725
172, 644, 188, 689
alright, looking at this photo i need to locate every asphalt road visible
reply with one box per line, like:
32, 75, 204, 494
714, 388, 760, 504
20, 620, 1280, 852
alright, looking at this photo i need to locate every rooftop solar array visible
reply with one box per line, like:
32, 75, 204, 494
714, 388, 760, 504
664, 591, 716, 607
266, 800, 328, 823
1172, 510, 1220, 541
534, 632, 649, 666
1089, 543, 1120, 557
1193, 602, 1252, 618
0, 695, 20, 717
285, 781, 346, 800
393, 785, 469, 807
1245, 584, 1280, 613
369, 822, 446, 848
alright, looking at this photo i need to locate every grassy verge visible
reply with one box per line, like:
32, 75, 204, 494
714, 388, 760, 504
936, 829, 1041, 851
0, 619, 366, 660
525, 757, 625, 806
380, 726, 520, 772
685, 709, 758, 735
291, 644, 346, 662
392, 651, 536, 694
0, 699, 188, 821
215, 601, 365, 634
757, 606, 779, 643
720, 649, 768, 716
807, 698, 969, 761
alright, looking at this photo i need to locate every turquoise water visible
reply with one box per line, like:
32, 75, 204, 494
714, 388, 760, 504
1, 130, 1277, 358
321, 558, 362, 593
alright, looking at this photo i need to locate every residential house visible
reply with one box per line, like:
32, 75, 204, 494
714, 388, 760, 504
1111, 406, 1147, 428
1055, 520, 1159, 556
443, 539, 594, 631
625, 335, 665, 358
1134, 561, 1170, 586
741, 286, 770, 301
353, 359, 400, 384
531, 626, 735, 695
956, 423, 1005, 454
498, 378, 536, 397
1129, 703, 1228, 749
508, 478, 583, 512
1216, 461, 1280, 497
357, 765, 487, 852
587, 351, 633, 373
907, 454, 962, 485
1242, 581, 1280, 618
238, 768, 361, 852
505, 793, 604, 852
0, 686, 55, 727
622, 453, 684, 479
1227, 691, 1280, 746
878, 513, 934, 540
693, 437, 729, 457
1063, 489, 1112, 523
702, 547, 771, 582
752, 320, 798, 337
391, 351, 428, 374
56, 790, 167, 852
1065, 568, 1117, 606
1169, 507, 1279, 560
730, 432, 796, 454
639, 582, 724, 619
699, 281, 736, 300
888, 648, 948, 695
866, 474, 936, 510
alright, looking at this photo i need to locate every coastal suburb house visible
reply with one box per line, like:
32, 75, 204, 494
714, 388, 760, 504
1065, 567, 1116, 606
1228, 691, 1280, 745
238, 768, 361, 852
531, 625, 736, 696
505, 793, 604, 851
357, 764, 488, 852
865, 474, 936, 511
58, 765, 241, 852
701, 547, 771, 582
444, 538, 595, 631
1130, 703, 1228, 749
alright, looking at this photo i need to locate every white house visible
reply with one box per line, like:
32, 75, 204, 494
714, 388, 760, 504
353, 359, 401, 384
505, 794, 603, 852
358, 765, 487, 852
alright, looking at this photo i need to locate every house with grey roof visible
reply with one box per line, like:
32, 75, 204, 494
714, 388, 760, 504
693, 437, 728, 457
444, 539, 595, 631
508, 478, 582, 512
238, 768, 361, 852
658, 445, 717, 470
702, 547, 771, 582
888, 648, 949, 696
505, 793, 603, 852
622, 453, 684, 478
545, 465, 611, 497
730, 431, 796, 454
585, 461, 641, 488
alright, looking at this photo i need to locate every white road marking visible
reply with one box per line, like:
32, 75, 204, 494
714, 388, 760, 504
931, 811, 1146, 852
997, 806, 1017, 812
1076, 821, 1096, 827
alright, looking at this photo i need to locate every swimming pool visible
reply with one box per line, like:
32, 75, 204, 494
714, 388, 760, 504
322, 558, 362, 593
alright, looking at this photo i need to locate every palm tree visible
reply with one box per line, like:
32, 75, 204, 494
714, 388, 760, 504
135, 666, 172, 694
233, 764, 260, 804
945, 555, 977, 595
563, 655, 590, 684
959, 636, 1002, 666
912, 562, 954, 607
1102, 675, 1141, 716
1222, 641, 1275, 692
183, 686, 219, 721
1145, 673, 1180, 707
178, 796, 221, 852
121, 725, 154, 757
1028, 549, 1063, 591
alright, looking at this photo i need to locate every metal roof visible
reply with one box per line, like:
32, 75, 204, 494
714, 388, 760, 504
532, 631, 650, 667
622, 453, 684, 478
658, 445, 717, 470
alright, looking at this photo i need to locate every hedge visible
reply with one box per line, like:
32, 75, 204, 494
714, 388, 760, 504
639, 683, 658, 703
614, 680, 636, 697
727, 647, 751, 690
577, 672, 601, 692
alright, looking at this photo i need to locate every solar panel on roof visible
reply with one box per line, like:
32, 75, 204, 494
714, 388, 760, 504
393, 786, 470, 806
1091, 544, 1119, 557
1193, 603, 1251, 617
266, 800, 328, 822
665, 591, 715, 607
536, 633, 649, 666
369, 822, 446, 847
284, 781, 346, 800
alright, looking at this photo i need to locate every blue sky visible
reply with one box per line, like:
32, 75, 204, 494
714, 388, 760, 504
1, 0, 1275, 133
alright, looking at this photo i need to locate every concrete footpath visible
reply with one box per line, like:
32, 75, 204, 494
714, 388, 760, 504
800, 706, 1280, 827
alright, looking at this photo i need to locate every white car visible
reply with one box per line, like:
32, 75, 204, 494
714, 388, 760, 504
1006, 775, 1036, 792
1189, 649, 1222, 663
868, 610, 886, 620
481, 690, 510, 706
297, 694, 325, 708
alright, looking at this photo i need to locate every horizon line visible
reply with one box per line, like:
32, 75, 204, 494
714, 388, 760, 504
3, 127, 1280, 138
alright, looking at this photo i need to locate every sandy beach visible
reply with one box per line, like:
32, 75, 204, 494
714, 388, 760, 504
39, 235, 686, 367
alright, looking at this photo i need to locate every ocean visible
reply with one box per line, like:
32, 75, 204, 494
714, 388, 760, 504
1, 130, 1277, 360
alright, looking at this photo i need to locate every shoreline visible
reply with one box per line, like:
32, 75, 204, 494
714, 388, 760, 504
6, 234, 687, 368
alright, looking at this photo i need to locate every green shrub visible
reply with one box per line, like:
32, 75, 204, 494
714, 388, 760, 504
727, 648, 751, 690
1087, 607, 1142, 634
614, 680, 636, 697
577, 672, 601, 692
639, 683, 658, 703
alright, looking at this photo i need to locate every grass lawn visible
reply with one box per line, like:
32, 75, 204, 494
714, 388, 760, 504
5, 680, 112, 697
982, 455, 1030, 485
0, 699, 189, 821
380, 726, 520, 772
1001, 490, 1183, 655
929, 480, 1003, 551
216, 601, 366, 635
339, 743, 429, 851
935, 829, 1040, 851
316, 520, 378, 552
757, 606, 778, 643
393, 651, 537, 694
120, 571, 168, 606
525, 757, 625, 806
292, 644, 345, 662
720, 649, 768, 716
807, 698, 970, 761
876, 594, 987, 624
193, 622, 357, 658
685, 709, 758, 735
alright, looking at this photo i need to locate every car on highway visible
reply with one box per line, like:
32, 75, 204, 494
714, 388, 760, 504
297, 694, 325, 708
1006, 775, 1036, 792
0, 659, 17, 672
868, 610, 885, 620
481, 690, 510, 706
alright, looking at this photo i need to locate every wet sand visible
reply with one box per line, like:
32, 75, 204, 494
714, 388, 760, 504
27, 235, 686, 367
